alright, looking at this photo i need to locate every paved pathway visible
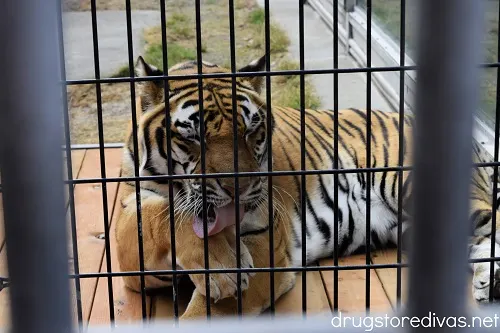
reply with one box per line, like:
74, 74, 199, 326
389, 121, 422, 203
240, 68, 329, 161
63, 6, 391, 111
63, 11, 160, 80
257, 0, 392, 111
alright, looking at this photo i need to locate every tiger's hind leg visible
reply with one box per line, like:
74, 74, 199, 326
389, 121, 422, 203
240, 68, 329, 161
468, 160, 500, 303
469, 233, 500, 303
115, 188, 177, 293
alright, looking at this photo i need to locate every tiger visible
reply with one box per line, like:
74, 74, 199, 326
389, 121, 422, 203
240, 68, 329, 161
115, 55, 500, 319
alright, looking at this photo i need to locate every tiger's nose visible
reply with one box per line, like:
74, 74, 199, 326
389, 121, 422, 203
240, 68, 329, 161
222, 184, 249, 196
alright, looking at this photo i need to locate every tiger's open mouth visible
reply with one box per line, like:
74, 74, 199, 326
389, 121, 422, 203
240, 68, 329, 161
192, 203, 246, 238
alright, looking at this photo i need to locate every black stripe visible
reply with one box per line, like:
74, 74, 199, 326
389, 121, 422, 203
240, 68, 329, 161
241, 225, 270, 237
348, 108, 367, 121
277, 137, 308, 239
241, 105, 251, 117
377, 110, 390, 118
155, 128, 168, 160
473, 209, 492, 228
392, 117, 399, 132
391, 171, 398, 199
276, 127, 327, 240
374, 111, 389, 144
371, 154, 377, 187
340, 204, 356, 256
343, 119, 367, 146
402, 173, 412, 200
182, 100, 199, 109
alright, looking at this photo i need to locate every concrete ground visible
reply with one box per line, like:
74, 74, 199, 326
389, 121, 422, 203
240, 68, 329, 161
257, 0, 392, 111
62, 11, 160, 80
62, 4, 391, 111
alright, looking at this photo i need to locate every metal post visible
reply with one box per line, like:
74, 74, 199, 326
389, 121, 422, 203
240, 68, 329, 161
409, 0, 483, 326
0, 0, 72, 332
345, 0, 356, 12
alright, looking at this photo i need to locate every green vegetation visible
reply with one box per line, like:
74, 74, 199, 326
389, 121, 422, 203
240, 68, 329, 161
247, 8, 289, 53
165, 12, 194, 41
249, 8, 265, 25
111, 64, 132, 78
144, 44, 197, 71
272, 59, 321, 109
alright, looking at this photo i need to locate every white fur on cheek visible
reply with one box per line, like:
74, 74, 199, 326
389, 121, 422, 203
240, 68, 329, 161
171, 104, 199, 139
241, 99, 261, 132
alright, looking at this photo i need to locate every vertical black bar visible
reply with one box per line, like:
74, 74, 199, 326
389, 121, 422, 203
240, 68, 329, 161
124, 0, 147, 320
298, 0, 307, 315
228, 0, 243, 316
365, 0, 372, 312
408, 0, 482, 326
0, 0, 72, 331
396, 0, 406, 308
264, 0, 276, 316
332, 0, 340, 312
159, 0, 179, 320
90, 0, 115, 324
194, 0, 211, 317
489, 0, 500, 303
56, 0, 84, 327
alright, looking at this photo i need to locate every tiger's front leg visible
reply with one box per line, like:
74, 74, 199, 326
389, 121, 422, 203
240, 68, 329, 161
116, 188, 255, 302
180, 226, 296, 319
175, 225, 256, 302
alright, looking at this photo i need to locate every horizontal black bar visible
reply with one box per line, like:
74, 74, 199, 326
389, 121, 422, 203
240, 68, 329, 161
1, 256, 499, 282
68, 166, 412, 184
66, 66, 417, 85
63, 62, 500, 86
64, 161, 500, 185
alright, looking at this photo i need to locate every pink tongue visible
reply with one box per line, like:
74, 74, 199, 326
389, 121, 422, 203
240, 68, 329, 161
192, 203, 245, 238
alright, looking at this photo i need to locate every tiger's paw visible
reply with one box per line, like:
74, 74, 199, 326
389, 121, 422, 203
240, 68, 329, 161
179, 229, 255, 303
188, 241, 254, 302
472, 262, 500, 303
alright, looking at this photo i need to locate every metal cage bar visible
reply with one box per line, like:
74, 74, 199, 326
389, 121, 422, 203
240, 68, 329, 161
158, 0, 180, 322
89, 0, 116, 324
228, 0, 243, 316
396, 0, 406, 308
264, 0, 276, 316
364, 0, 373, 312
490, 0, 500, 303
18, 160, 497, 184
298, 0, 308, 316
408, 0, 483, 320
0, 0, 72, 332
332, 0, 340, 312
194, 0, 212, 318
124, 0, 148, 320
57, 0, 84, 326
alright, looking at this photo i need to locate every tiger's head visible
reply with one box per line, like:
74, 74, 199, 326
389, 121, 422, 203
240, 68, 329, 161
123, 56, 272, 238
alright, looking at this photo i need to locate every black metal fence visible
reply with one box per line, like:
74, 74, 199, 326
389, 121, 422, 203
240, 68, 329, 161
0, 0, 499, 332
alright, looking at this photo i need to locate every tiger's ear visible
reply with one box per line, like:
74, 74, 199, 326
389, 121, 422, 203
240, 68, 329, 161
238, 55, 266, 94
135, 56, 165, 111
